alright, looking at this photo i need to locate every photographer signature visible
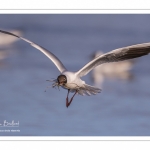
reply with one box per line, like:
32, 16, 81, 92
0, 120, 19, 127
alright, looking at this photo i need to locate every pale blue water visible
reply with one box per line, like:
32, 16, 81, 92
0, 14, 150, 136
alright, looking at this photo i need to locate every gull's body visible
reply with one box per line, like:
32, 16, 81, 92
60, 71, 100, 96
62, 71, 83, 90
0, 29, 150, 107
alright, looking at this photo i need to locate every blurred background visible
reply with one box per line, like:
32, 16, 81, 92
0, 14, 150, 136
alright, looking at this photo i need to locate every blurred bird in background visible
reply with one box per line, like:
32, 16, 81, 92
0, 29, 22, 67
92, 51, 135, 87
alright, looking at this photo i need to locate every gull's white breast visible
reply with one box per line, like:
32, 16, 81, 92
62, 71, 85, 90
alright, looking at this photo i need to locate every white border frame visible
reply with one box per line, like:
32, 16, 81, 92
0, 0, 150, 142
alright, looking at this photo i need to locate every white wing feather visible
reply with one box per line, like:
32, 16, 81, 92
0, 30, 67, 73
76, 43, 150, 77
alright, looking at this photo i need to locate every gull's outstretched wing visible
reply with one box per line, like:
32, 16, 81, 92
0, 29, 67, 73
76, 43, 150, 77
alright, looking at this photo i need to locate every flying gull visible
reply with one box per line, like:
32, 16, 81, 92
0, 29, 150, 107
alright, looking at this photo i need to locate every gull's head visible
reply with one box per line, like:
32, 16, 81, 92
57, 75, 67, 86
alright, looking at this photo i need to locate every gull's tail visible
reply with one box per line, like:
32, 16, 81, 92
77, 84, 101, 96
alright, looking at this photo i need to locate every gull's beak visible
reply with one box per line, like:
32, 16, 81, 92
58, 82, 64, 86
57, 85, 60, 91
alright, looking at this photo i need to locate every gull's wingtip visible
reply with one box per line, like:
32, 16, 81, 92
0, 29, 20, 38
